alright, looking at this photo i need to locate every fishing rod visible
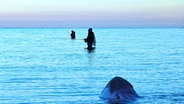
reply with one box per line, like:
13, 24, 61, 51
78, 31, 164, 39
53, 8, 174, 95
61, 26, 70, 34
60, 25, 87, 41
75, 38, 85, 40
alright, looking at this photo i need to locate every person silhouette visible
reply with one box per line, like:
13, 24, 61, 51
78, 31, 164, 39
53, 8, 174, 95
84, 28, 96, 50
70, 30, 76, 39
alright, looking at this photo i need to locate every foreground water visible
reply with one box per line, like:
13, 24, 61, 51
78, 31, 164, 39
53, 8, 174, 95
0, 28, 184, 104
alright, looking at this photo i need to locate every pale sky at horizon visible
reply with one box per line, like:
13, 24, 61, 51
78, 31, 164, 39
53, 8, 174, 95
0, 0, 184, 27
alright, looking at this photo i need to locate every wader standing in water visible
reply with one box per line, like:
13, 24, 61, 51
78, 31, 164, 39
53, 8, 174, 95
84, 28, 96, 50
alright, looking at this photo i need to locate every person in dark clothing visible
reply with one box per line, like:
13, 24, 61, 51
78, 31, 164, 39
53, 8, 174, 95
84, 28, 96, 50
70, 30, 76, 39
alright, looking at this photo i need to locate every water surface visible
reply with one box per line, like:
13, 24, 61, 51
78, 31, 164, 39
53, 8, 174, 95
0, 28, 184, 103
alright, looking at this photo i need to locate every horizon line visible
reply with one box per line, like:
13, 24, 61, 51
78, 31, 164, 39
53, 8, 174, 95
0, 27, 183, 29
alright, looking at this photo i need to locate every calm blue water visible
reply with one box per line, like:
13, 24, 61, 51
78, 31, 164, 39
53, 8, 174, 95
0, 28, 184, 104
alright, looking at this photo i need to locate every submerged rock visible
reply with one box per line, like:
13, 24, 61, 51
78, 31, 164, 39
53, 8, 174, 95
100, 76, 139, 103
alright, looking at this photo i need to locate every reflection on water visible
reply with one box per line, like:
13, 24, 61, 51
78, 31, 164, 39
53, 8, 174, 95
0, 28, 184, 104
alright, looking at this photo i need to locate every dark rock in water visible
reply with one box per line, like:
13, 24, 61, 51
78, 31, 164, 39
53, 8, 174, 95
100, 76, 139, 103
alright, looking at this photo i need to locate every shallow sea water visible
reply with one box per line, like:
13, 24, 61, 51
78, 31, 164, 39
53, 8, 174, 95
0, 28, 184, 104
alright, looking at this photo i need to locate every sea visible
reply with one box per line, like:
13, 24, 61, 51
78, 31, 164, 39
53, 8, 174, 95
0, 28, 184, 104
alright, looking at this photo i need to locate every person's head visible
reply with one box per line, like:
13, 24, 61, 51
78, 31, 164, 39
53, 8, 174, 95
88, 28, 93, 32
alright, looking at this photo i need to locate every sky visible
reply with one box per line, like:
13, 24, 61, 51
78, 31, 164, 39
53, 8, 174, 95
0, 0, 184, 28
